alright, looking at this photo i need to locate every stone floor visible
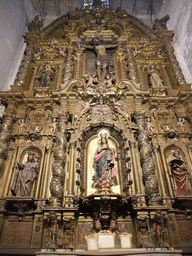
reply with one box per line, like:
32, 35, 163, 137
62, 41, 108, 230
37, 248, 183, 256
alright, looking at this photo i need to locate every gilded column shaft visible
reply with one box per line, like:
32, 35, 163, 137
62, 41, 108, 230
0, 114, 14, 172
39, 147, 52, 198
153, 146, 166, 197
134, 144, 145, 194
137, 64, 146, 88
117, 51, 127, 80
161, 64, 171, 88
2, 147, 18, 197
56, 64, 63, 88
126, 47, 137, 83
129, 141, 141, 194
67, 142, 76, 195
34, 149, 46, 199
82, 53, 86, 77
159, 145, 174, 197
74, 142, 80, 195
29, 66, 38, 90
63, 48, 74, 84
74, 51, 83, 78
113, 54, 120, 81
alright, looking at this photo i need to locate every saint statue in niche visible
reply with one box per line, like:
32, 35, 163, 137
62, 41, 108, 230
148, 64, 164, 88
169, 150, 191, 196
92, 132, 118, 194
11, 152, 40, 197
36, 62, 54, 87
49, 117, 58, 134
18, 118, 26, 133
177, 117, 185, 132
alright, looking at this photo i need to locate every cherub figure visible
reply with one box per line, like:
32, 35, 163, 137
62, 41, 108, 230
146, 117, 154, 133
153, 47, 163, 58
75, 42, 85, 52
18, 118, 26, 133
34, 47, 45, 59
111, 98, 123, 113
49, 118, 58, 133
104, 74, 115, 87
140, 37, 149, 48
57, 47, 66, 57
48, 38, 58, 49
177, 117, 185, 132
86, 73, 98, 88
132, 47, 142, 58
81, 98, 94, 114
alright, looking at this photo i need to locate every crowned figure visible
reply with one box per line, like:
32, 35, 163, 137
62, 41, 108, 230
92, 133, 118, 194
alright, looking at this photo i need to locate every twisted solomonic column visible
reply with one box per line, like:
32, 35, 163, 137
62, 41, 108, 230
63, 47, 74, 84
134, 112, 161, 205
126, 46, 137, 83
0, 114, 14, 172
50, 112, 69, 207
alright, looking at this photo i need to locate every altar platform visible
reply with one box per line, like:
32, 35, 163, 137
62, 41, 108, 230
36, 248, 183, 256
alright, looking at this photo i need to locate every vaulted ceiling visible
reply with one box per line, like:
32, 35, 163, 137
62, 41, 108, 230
31, 0, 163, 27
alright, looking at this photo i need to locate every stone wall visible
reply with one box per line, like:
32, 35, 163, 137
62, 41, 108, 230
159, 0, 192, 83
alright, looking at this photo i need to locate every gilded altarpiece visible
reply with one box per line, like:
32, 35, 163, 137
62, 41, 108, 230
0, 5, 191, 255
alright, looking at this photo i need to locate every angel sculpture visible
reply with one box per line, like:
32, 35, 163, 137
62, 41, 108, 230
49, 118, 58, 133
146, 117, 154, 133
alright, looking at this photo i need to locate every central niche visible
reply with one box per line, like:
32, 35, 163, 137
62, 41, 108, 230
86, 129, 121, 196
85, 47, 116, 75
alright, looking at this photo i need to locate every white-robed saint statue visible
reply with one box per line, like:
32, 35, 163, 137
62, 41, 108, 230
148, 64, 164, 88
